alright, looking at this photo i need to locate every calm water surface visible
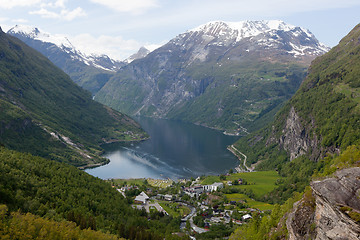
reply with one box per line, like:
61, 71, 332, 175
85, 118, 240, 179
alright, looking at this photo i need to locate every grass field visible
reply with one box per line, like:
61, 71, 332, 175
147, 178, 173, 188
225, 193, 274, 211
226, 171, 280, 198
201, 171, 281, 199
111, 178, 147, 187
158, 201, 191, 217
200, 175, 221, 185
110, 178, 173, 188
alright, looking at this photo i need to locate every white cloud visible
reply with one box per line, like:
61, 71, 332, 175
41, 0, 67, 9
30, 7, 86, 21
70, 33, 146, 60
90, 0, 159, 14
61, 7, 87, 21
0, 0, 41, 9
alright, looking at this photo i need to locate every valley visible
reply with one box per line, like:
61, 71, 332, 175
0, 6, 360, 239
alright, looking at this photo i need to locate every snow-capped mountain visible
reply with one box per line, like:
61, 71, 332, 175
95, 20, 330, 135
124, 47, 150, 63
8, 25, 123, 72
7, 25, 124, 94
171, 20, 329, 63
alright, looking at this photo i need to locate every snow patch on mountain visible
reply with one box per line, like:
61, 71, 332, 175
8, 25, 121, 72
186, 20, 330, 58
190, 20, 295, 41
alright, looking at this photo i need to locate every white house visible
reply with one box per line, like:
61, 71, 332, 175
242, 214, 252, 221
204, 182, 224, 192
164, 194, 173, 201
134, 191, 149, 204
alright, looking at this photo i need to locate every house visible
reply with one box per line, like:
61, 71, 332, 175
242, 214, 252, 221
134, 191, 149, 204
184, 185, 204, 198
164, 194, 173, 201
204, 182, 224, 192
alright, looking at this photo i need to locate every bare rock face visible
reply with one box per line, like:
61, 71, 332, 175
287, 198, 316, 240
278, 106, 321, 161
288, 168, 360, 240
312, 168, 360, 239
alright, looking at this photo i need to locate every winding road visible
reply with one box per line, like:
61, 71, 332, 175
180, 203, 208, 234
229, 145, 253, 172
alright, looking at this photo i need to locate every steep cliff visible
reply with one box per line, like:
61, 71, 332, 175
287, 168, 360, 240
234, 23, 360, 168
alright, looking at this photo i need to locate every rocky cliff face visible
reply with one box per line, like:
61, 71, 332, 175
270, 106, 322, 161
287, 168, 360, 240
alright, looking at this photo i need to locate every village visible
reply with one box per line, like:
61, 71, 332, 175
108, 171, 277, 238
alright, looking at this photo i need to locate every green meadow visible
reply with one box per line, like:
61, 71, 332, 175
201, 171, 281, 210
225, 193, 274, 211
225, 171, 281, 198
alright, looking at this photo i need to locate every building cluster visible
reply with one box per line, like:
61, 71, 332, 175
183, 182, 224, 198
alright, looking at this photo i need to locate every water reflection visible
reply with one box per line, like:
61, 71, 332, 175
85, 118, 240, 179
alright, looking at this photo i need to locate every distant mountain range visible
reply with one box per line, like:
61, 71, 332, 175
95, 20, 329, 134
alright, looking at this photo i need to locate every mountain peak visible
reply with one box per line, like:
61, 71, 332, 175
189, 20, 298, 41
125, 46, 150, 63
171, 20, 329, 60
8, 24, 74, 49
8, 25, 124, 73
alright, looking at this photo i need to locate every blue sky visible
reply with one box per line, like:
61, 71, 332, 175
0, 0, 359, 60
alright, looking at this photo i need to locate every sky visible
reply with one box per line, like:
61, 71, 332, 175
0, 0, 359, 60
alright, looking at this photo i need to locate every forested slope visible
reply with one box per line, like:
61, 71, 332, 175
0, 147, 183, 239
229, 24, 360, 239
0, 27, 147, 167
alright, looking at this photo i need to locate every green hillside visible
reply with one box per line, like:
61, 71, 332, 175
0, 147, 181, 239
0, 28, 147, 167
229, 23, 360, 240
232, 23, 360, 201
167, 61, 306, 133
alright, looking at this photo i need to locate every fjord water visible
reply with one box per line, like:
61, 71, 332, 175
85, 118, 240, 179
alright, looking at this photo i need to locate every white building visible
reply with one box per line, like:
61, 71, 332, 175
134, 191, 149, 204
242, 214, 252, 221
204, 182, 224, 192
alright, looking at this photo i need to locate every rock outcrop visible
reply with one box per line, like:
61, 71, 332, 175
277, 107, 322, 161
287, 168, 360, 240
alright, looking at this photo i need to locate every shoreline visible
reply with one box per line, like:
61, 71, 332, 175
80, 136, 150, 171
78, 159, 110, 170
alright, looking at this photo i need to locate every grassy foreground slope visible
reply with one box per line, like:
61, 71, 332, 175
0, 28, 147, 166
